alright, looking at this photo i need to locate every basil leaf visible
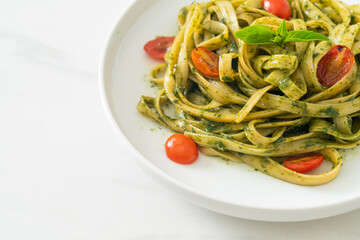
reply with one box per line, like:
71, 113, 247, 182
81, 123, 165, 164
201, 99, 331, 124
272, 36, 284, 47
276, 19, 287, 38
235, 25, 275, 45
284, 31, 331, 43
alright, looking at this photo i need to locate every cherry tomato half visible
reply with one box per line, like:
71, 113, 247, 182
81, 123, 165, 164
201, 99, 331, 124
262, 0, 291, 20
317, 45, 355, 87
165, 134, 198, 164
283, 153, 324, 173
144, 37, 175, 59
191, 46, 220, 77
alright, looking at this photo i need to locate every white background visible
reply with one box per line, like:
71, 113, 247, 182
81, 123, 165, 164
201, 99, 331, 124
1, 0, 360, 239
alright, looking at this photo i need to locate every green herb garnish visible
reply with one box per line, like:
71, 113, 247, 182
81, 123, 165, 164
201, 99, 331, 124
234, 20, 331, 48
222, 76, 234, 82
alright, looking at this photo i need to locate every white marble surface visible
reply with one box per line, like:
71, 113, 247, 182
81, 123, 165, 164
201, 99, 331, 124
1, 0, 360, 239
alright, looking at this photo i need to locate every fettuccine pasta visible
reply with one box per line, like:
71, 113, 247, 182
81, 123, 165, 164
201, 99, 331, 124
137, 0, 360, 186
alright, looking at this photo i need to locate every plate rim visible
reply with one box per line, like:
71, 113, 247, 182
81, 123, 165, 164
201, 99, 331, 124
99, 0, 360, 222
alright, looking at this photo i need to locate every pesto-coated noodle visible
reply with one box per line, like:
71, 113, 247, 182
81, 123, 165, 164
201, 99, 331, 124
137, 0, 360, 185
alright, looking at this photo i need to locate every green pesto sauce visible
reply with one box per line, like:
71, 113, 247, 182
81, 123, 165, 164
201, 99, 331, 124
319, 107, 339, 117
215, 141, 226, 151
222, 76, 234, 82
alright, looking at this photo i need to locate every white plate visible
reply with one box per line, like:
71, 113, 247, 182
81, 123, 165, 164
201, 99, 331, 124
100, 0, 360, 222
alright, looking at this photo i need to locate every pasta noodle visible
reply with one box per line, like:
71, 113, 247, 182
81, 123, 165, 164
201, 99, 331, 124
137, 0, 360, 185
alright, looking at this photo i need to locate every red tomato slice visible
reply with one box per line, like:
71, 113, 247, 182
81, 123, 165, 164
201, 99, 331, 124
191, 47, 220, 77
262, 0, 291, 20
283, 153, 324, 173
317, 45, 355, 87
144, 37, 175, 59
165, 134, 198, 164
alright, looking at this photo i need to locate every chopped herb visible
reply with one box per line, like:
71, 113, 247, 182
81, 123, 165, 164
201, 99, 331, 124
204, 120, 225, 132
320, 107, 339, 117
274, 138, 285, 146
215, 141, 226, 151
313, 52, 320, 58
222, 76, 234, 82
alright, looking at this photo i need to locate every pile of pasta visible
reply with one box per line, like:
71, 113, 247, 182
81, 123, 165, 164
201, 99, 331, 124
137, 0, 360, 185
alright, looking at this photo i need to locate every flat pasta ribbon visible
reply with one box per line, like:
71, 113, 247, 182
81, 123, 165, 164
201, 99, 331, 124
138, 0, 360, 186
